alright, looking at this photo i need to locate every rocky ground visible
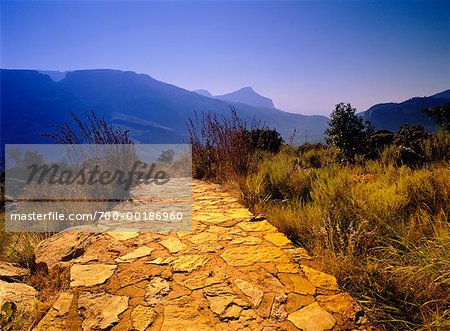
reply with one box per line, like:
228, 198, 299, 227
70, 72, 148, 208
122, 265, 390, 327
2, 180, 370, 330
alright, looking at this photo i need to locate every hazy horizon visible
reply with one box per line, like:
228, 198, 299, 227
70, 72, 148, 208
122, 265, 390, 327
1, 1, 449, 115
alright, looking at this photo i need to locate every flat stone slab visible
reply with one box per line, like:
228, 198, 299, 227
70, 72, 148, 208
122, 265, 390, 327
288, 302, 336, 331
301, 265, 339, 290
115, 246, 154, 263
131, 305, 157, 331
78, 292, 128, 330
234, 279, 264, 308
220, 246, 290, 266
159, 237, 187, 253
237, 220, 277, 232
35, 292, 74, 331
264, 232, 291, 246
70, 264, 117, 287
0, 262, 30, 280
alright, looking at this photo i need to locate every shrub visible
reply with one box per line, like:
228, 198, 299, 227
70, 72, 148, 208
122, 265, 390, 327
243, 128, 283, 153
188, 108, 283, 181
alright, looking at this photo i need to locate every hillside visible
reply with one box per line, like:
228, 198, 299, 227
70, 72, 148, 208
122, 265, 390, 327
360, 90, 450, 131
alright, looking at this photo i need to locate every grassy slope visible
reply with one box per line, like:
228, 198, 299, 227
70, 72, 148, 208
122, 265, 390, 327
241, 149, 450, 329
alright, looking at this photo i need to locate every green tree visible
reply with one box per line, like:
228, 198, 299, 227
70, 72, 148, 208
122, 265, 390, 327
325, 103, 373, 162
422, 103, 450, 132
158, 149, 175, 164
243, 128, 284, 153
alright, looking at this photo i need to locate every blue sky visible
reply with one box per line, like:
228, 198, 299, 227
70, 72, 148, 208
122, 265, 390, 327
1, 1, 449, 115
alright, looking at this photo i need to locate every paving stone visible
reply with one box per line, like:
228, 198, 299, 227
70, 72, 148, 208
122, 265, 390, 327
276, 263, 299, 273
34, 292, 74, 331
175, 269, 227, 290
220, 246, 290, 266
317, 292, 361, 323
115, 246, 154, 263
301, 265, 339, 290
229, 236, 262, 245
161, 299, 216, 331
131, 305, 157, 331
188, 232, 219, 245
270, 294, 288, 321
145, 277, 170, 306
171, 255, 210, 272
237, 220, 277, 232
77, 292, 128, 330
286, 293, 315, 313
207, 294, 235, 315
222, 304, 243, 319
234, 278, 264, 308
288, 301, 336, 331
70, 264, 117, 287
288, 274, 316, 295
160, 237, 187, 253
264, 233, 291, 246
148, 255, 210, 272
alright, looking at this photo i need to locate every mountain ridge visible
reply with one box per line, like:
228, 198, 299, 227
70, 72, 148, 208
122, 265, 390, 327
360, 90, 450, 132
0, 69, 328, 147
1, 68, 448, 150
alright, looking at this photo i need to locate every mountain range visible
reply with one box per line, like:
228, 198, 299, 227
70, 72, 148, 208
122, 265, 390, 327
0, 69, 328, 147
0, 68, 449, 151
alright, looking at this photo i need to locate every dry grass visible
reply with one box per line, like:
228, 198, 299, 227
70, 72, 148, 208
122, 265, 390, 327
240, 148, 450, 330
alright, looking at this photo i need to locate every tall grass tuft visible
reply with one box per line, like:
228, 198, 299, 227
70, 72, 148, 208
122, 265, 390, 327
188, 108, 282, 181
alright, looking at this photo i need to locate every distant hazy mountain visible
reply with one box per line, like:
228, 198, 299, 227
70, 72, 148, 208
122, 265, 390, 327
193, 86, 276, 109
360, 90, 450, 132
1, 69, 329, 148
38, 70, 67, 82
192, 89, 212, 97
214, 87, 275, 109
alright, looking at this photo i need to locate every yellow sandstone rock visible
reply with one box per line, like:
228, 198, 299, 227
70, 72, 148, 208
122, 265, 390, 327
131, 305, 157, 331
264, 232, 291, 246
220, 246, 290, 266
70, 264, 117, 287
301, 265, 339, 290
159, 237, 187, 253
288, 302, 336, 331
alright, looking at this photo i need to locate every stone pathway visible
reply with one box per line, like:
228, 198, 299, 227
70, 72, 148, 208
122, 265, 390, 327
34, 180, 368, 330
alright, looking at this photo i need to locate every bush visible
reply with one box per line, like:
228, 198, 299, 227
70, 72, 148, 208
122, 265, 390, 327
243, 128, 283, 153
188, 108, 283, 181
